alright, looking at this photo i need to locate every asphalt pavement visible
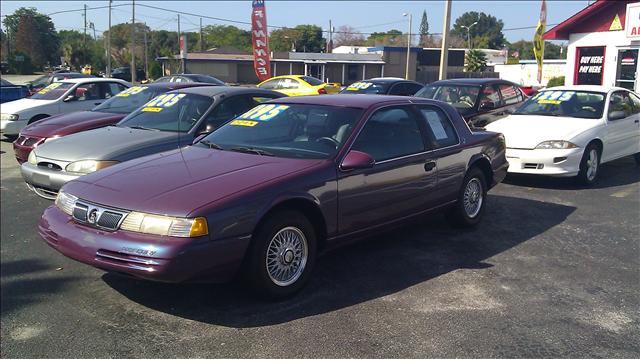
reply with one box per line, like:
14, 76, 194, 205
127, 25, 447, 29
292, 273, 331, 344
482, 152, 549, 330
1, 138, 639, 358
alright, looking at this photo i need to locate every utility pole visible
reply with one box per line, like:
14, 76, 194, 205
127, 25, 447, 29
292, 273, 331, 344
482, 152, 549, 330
144, 25, 148, 79
107, 0, 112, 77
131, 0, 136, 83
83, 4, 87, 66
178, 14, 183, 73
438, 0, 452, 80
199, 17, 203, 52
403, 13, 412, 79
328, 19, 333, 53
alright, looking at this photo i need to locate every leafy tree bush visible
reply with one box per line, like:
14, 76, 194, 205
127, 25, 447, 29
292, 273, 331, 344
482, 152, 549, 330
546, 76, 565, 88
465, 49, 487, 72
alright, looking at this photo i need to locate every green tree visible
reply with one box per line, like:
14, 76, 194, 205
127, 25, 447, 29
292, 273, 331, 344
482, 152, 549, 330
333, 25, 366, 47
270, 25, 325, 52
509, 40, 566, 60
366, 29, 405, 46
202, 25, 251, 52
3, 7, 59, 68
103, 22, 151, 67
465, 49, 487, 72
451, 12, 506, 49
419, 10, 429, 36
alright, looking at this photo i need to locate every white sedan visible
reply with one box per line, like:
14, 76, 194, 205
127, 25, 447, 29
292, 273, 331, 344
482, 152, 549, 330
1, 77, 130, 138
486, 85, 640, 185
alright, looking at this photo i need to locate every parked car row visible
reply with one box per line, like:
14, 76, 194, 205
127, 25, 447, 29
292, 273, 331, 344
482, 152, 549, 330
4, 72, 638, 299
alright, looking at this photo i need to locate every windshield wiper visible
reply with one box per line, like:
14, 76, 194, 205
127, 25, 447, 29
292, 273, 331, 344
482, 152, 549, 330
230, 146, 275, 156
200, 140, 223, 150
128, 125, 158, 131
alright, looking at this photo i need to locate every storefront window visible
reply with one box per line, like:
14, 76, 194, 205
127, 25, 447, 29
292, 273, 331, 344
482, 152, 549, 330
574, 46, 605, 85
615, 49, 638, 90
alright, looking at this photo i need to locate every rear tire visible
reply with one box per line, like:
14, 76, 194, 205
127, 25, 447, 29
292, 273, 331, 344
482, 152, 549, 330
447, 167, 487, 228
244, 210, 317, 299
576, 143, 600, 186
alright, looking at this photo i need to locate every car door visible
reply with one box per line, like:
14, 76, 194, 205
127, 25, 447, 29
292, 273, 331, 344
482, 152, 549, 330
472, 84, 503, 127
337, 105, 437, 235
414, 104, 466, 205
603, 90, 640, 161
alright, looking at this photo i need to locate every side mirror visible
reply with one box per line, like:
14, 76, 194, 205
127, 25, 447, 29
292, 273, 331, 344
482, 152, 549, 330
63, 94, 76, 102
608, 110, 627, 121
192, 133, 207, 145
340, 150, 375, 171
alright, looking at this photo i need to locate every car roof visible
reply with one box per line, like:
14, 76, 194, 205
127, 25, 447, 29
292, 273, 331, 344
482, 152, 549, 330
359, 78, 422, 85
167, 85, 284, 98
60, 77, 129, 84
429, 78, 515, 86
539, 85, 626, 94
143, 82, 213, 90
268, 94, 442, 108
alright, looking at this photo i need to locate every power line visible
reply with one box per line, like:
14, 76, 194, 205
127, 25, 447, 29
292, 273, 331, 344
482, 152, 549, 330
47, 3, 131, 16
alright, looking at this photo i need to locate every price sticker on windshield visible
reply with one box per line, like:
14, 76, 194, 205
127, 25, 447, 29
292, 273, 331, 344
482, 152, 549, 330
346, 82, 373, 91
229, 119, 259, 127
237, 104, 289, 121
141, 93, 186, 112
116, 86, 148, 97
37, 82, 62, 94
535, 91, 575, 105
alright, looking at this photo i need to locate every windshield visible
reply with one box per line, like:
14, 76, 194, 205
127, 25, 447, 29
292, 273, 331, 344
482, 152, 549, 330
29, 82, 73, 100
200, 103, 363, 159
30, 75, 51, 88
515, 90, 605, 119
341, 81, 388, 94
415, 84, 481, 109
117, 93, 213, 132
93, 86, 157, 114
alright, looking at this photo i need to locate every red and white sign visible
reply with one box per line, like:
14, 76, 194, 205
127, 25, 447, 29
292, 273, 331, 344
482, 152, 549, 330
626, 2, 640, 38
180, 35, 187, 59
251, 0, 271, 82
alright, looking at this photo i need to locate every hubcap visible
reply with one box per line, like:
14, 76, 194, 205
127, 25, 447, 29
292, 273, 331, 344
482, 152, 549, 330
586, 149, 598, 181
266, 226, 308, 287
463, 178, 483, 218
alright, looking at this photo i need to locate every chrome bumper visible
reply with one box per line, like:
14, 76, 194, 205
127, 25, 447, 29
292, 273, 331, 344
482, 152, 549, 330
21, 162, 81, 200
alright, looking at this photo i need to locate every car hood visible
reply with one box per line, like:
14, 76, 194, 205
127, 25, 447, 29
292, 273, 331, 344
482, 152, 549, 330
485, 114, 601, 149
34, 126, 181, 162
20, 111, 125, 138
1, 98, 56, 114
64, 146, 323, 217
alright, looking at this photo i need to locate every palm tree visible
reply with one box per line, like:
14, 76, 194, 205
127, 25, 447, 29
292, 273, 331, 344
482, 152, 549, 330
465, 49, 487, 72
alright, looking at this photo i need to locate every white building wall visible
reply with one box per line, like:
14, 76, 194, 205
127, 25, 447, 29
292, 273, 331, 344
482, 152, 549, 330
565, 30, 639, 89
495, 61, 566, 86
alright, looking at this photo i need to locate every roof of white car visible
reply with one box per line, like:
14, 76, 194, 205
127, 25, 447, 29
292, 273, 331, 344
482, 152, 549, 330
59, 77, 131, 85
542, 85, 629, 94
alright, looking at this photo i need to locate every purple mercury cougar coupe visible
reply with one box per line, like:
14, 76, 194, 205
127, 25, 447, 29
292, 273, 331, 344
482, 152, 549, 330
39, 95, 508, 298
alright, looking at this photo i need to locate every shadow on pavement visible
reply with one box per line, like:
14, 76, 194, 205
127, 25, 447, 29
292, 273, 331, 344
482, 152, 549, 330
104, 194, 575, 328
504, 156, 640, 190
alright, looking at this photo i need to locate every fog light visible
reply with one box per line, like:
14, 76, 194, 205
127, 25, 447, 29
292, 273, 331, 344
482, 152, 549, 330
553, 157, 567, 163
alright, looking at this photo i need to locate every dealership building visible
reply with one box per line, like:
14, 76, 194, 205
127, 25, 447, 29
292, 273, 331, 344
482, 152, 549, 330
544, 0, 640, 91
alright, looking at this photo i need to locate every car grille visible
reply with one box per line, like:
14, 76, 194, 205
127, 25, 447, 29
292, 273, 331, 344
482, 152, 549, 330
523, 163, 544, 170
37, 162, 62, 171
72, 201, 128, 231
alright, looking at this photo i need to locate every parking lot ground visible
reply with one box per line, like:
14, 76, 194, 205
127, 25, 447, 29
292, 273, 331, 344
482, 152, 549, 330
1, 137, 639, 358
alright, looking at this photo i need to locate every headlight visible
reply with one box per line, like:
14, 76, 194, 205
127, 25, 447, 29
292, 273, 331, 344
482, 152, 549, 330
1, 113, 19, 121
65, 160, 119, 174
55, 190, 77, 216
535, 141, 578, 150
120, 211, 209, 237
28, 151, 37, 165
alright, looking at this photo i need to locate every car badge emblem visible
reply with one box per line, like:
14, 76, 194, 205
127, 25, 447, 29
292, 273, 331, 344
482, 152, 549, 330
88, 209, 99, 224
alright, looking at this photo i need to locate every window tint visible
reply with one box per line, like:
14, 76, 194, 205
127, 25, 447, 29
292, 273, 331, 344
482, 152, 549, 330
301, 76, 324, 86
405, 83, 424, 95
629, 93, 640, 114
280, 78, 300, 89
30, 82, 74, 100
259, 79, 281, 89
352, 107, 424, 161
418, 106, 459, 148
102, 82, 126, 98
74, 83, 102, 101
499, 84, 521, 105
388, 83, 408, 96
608, 91, 634, 119
202, 96, 257, 131
479, 85, 501, 108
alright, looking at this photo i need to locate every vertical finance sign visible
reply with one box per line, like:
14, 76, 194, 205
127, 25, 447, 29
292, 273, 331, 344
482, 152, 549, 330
252, 0, 271, 81
533, 0, 547, 84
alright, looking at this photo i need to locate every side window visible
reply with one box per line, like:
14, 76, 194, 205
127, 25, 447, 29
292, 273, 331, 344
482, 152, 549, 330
629, 93, 640, 114
406, 83, 424, 96
74, 83, 101, 101
102, 83, 126, 98
514, 86, 524, 102
259, 79, 280, 90
388, 83, 406, 95
499, 84, 520, 105
418, 106, 459, 148
201, 96, 254, 132
608, 91, 633, 119
479, 85, 501, 109
352, 106, 425, 162
281, 78, 300, 89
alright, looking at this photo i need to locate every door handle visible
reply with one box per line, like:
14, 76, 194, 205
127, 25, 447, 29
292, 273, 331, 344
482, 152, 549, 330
424, 161, 436, 172
634, 119, 639, 123
94, 102, 102, 105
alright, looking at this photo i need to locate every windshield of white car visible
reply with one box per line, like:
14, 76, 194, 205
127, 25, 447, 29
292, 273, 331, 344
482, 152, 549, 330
29, 82, 74, 100
93, 86, 158, 114
199, 104, 362, 159
415, 84, 481, 109
117, 93, 213, 132
514, 90, 605, 119
30, 75, 50, 88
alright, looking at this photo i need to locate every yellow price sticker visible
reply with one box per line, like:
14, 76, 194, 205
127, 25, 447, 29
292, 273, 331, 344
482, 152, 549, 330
37, 82, 62, 94
538, 99, 561, 105
230, 119, 259, 127
116, 86, 148, 97
141, 107, 163, 112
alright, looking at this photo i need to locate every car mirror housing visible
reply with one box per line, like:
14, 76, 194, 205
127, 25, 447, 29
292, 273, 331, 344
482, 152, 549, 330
192, 133, 207, 145
63, 94, 76, 102
608, 110, 626, 121
340, 150, 375, 171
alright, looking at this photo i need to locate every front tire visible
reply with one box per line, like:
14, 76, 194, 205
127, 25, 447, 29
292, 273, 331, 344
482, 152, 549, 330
576, 143, 600, 185
245, 210, 317, 299
447, 167, 487, 228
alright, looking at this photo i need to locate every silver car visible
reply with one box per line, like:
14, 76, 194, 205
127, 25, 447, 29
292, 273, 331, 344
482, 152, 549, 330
21, 86, 285, 199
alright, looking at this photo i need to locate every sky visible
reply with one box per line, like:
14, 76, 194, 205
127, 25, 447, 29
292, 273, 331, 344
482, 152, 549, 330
1, 0, 590, 44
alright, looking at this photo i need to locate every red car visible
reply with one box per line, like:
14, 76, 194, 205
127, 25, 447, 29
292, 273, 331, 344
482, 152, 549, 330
13, 82, 214, 163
